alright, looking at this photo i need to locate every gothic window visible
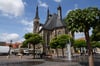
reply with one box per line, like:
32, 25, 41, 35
58, 31, 61, 35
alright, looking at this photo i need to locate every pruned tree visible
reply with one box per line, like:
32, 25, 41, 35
23, 33, 42, 58
57, 34, 70, 57
49, 37, 59, 57
50, 34, 72, 58
65, 7, 100, 66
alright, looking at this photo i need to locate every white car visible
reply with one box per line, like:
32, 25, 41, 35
0, 46, 9, 55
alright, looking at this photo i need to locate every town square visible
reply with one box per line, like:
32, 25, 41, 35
0, 0, 100, 66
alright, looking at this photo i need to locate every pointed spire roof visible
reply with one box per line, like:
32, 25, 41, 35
47, 8, 49, 20
57, 4, 61, 10
35, 5, 39, 19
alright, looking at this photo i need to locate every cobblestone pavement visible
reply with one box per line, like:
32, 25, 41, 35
0, 55, 44, 66
0, 55, 83, 66
33, 54, 100, 66
0, 54, 100, 66
0, 55, 32, 61
33, 61, 82, 66
0, 55, 44, 63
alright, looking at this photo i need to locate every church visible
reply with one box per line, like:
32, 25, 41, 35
33, 5, 68, 53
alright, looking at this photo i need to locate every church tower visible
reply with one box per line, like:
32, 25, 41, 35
33, 5, 40, 33
57, 4, 62, 20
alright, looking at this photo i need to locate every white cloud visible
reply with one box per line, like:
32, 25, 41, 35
20, 19, 33, 32
75, 32, 85, 39
0, 33, 19, 42
66, 9, 72, 16
75, 28, 92, 39
74, 4, 78, 9
17, 38, 25, 43
54, 0, 62, 2
0, 0, 25, 17
66, 4, 78, 16
38, 0, 48, 8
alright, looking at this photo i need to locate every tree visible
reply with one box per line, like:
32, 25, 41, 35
49, 34, 71, 57
91, 24, 100, 54
49, 37, 59, 57
91, 41, 100, 48
23, 33, 42, 58
22, 40, 29, 48
91, 41, 100, 54
57, 34, 70, 57
74, 39, 86, 55
74, 39, 86, 48
65, 7, 100, 66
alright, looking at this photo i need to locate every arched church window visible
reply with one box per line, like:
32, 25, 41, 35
58, 31, 61, 35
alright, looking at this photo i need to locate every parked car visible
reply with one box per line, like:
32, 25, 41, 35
0, 46, 9, 55
12, 48, 29, 55
11, 49, 19, 55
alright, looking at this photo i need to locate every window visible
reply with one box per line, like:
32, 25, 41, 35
58, 31, 61, 35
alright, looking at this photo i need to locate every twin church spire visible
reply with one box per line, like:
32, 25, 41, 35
35, 5, 39, 19
34, 4, 62, 20
34, 4, 62, 33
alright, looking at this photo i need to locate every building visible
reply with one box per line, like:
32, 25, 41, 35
0, 42, 6, 46
5, 42, 21, 49
33, 5, 68, 53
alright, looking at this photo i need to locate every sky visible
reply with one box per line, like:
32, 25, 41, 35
0, 0, 100, 43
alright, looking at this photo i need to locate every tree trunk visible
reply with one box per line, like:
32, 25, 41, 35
80, 48, 81, 55
33, 44, 35, 59
62, 48, 64, 58
84, 29, 94, 66
55, 48, 59, 57
71, 31, 75, 46
42, 43, 46, 54
71, 31, 75, 56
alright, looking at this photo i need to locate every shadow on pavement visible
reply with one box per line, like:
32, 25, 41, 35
79, 61, 100, 66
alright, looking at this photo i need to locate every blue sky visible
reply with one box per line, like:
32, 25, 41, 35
0, 0, 100, 43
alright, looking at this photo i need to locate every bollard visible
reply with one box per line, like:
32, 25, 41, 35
7, 55, 10, 59
19, 54, 23, 59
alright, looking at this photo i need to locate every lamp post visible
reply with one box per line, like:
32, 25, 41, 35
9, 40, 12, 54
7, 40, 12, 59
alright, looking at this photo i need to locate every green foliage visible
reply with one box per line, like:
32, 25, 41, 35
22, 40, 29, 48
65, 7, 100, 32
91, 41, 100, 48
91, 25, 100, 41
64, 7, 100, 53
57, 34, 70, 48
50, 37, 59, 49
49, 34, 72, 57
23, 33, 42, 46
23, 33, 42, 58
74, 39, 86, 48
24, 33, 33, 39
50, 34, 71, 49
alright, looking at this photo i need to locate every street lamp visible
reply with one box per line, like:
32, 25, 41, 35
9, 40, 12, 55
9, 40, 12, 47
